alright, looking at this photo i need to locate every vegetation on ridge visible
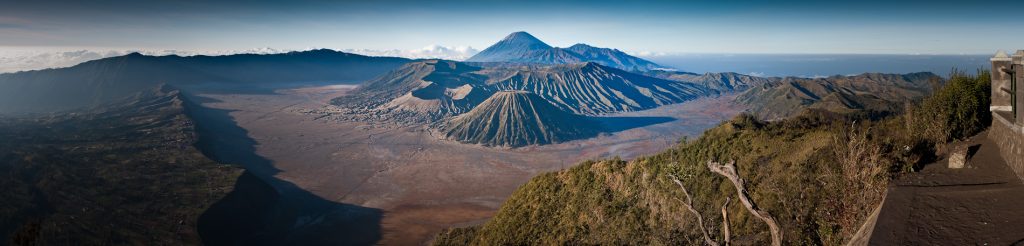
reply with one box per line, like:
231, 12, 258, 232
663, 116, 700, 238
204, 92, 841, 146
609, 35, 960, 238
432, 70, 992, 245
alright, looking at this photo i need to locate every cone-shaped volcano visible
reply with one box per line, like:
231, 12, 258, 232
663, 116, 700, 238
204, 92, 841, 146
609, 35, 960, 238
440, 90, 601, 147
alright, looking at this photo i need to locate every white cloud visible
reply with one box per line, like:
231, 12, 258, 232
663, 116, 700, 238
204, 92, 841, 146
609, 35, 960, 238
746, 72, 766, 77
343, 45, 478, 60
0, 50, 121, 73
0, 45, 478, 74
627, 50, 672, 57
0, 47, 302, 73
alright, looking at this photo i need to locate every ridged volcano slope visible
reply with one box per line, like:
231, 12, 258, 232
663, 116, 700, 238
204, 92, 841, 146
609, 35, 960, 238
440, 91, 601, 147
331, 60, 712, 125
485, 62, 710, 115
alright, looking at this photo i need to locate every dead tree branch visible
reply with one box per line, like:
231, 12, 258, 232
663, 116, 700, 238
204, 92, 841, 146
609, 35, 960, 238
721, 197, 731, 246
707, 160, 782, 246
668, 174, 718, 246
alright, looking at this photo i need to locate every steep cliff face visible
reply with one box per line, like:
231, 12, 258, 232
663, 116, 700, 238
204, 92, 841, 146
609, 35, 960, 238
440, 91, 601, 147
0, 86, 243, 245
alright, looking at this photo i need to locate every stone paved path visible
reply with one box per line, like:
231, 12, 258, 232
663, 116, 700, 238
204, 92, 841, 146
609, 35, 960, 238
869, 131, 1024, 245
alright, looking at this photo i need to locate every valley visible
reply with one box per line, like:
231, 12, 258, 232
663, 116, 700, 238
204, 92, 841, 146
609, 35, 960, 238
0, 25, 979, 245
192, 84, 745, 244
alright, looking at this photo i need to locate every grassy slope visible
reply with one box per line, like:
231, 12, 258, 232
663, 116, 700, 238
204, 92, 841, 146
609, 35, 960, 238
436, 113, 881, 245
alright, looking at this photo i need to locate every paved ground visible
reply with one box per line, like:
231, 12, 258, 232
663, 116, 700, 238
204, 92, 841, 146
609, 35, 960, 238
869, 131, 1024, 245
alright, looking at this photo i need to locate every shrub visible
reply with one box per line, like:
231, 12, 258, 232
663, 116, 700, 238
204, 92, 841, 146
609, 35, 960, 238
911, 69, 991, 143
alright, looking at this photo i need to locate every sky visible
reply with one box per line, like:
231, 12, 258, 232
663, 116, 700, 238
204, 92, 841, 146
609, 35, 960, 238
0, 0, 1020, 73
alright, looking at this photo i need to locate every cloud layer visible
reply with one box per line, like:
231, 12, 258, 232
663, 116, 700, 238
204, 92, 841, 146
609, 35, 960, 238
343, 45, 478, 60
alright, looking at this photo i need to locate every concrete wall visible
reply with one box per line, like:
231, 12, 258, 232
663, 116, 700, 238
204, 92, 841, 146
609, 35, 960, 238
1015, 51, 1024, 125
991, 55, 1012, 112
989, 50, 1024, 182
989, 113, 1024, 182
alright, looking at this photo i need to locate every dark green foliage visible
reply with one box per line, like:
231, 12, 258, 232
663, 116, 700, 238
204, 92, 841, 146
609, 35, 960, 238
432, 227, 480, 246
909, 69, 992, 143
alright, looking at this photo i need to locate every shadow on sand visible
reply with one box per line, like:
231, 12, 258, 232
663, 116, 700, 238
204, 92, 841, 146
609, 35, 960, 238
183, 94, 382, 246
176, 81, 356, 96
592, 116, 676, 133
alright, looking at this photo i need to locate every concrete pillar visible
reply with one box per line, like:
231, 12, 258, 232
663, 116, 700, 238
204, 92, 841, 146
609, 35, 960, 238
1014, 50, 1024, 125
991, 51, 1013, 113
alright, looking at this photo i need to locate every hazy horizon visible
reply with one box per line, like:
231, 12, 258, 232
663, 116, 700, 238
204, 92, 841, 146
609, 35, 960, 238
0, 47, 995, 77
2, 0, 1022, 55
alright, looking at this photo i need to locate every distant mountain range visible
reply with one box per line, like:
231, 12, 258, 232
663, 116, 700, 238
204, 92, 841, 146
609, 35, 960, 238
0, 49, 410, 113
466, 32, 670, 72
736, 72, 940, 120
643, 70, 776, 92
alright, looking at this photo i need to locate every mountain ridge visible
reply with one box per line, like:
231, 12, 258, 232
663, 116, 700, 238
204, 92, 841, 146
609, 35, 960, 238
0, 49, 411, 113
736, 72, 941, 119
0, 85, 244, 245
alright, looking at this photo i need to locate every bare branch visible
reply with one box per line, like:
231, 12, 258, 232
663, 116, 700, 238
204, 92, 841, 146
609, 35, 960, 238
721, 197, 731, 246
707, 160, 782, 246
668, 174, 718, 246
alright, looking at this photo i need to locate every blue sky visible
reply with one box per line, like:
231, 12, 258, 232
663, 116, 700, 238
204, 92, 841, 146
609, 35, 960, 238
0, 0, 1020, 54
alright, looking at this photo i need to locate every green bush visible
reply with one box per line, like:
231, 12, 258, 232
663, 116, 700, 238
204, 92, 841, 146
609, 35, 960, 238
911, 69, 991, 143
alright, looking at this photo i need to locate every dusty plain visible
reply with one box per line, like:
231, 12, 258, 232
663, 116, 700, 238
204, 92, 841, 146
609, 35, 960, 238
195, 84, 745, 245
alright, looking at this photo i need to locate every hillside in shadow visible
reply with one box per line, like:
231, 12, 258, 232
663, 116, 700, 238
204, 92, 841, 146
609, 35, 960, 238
184, 93, 383, 245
